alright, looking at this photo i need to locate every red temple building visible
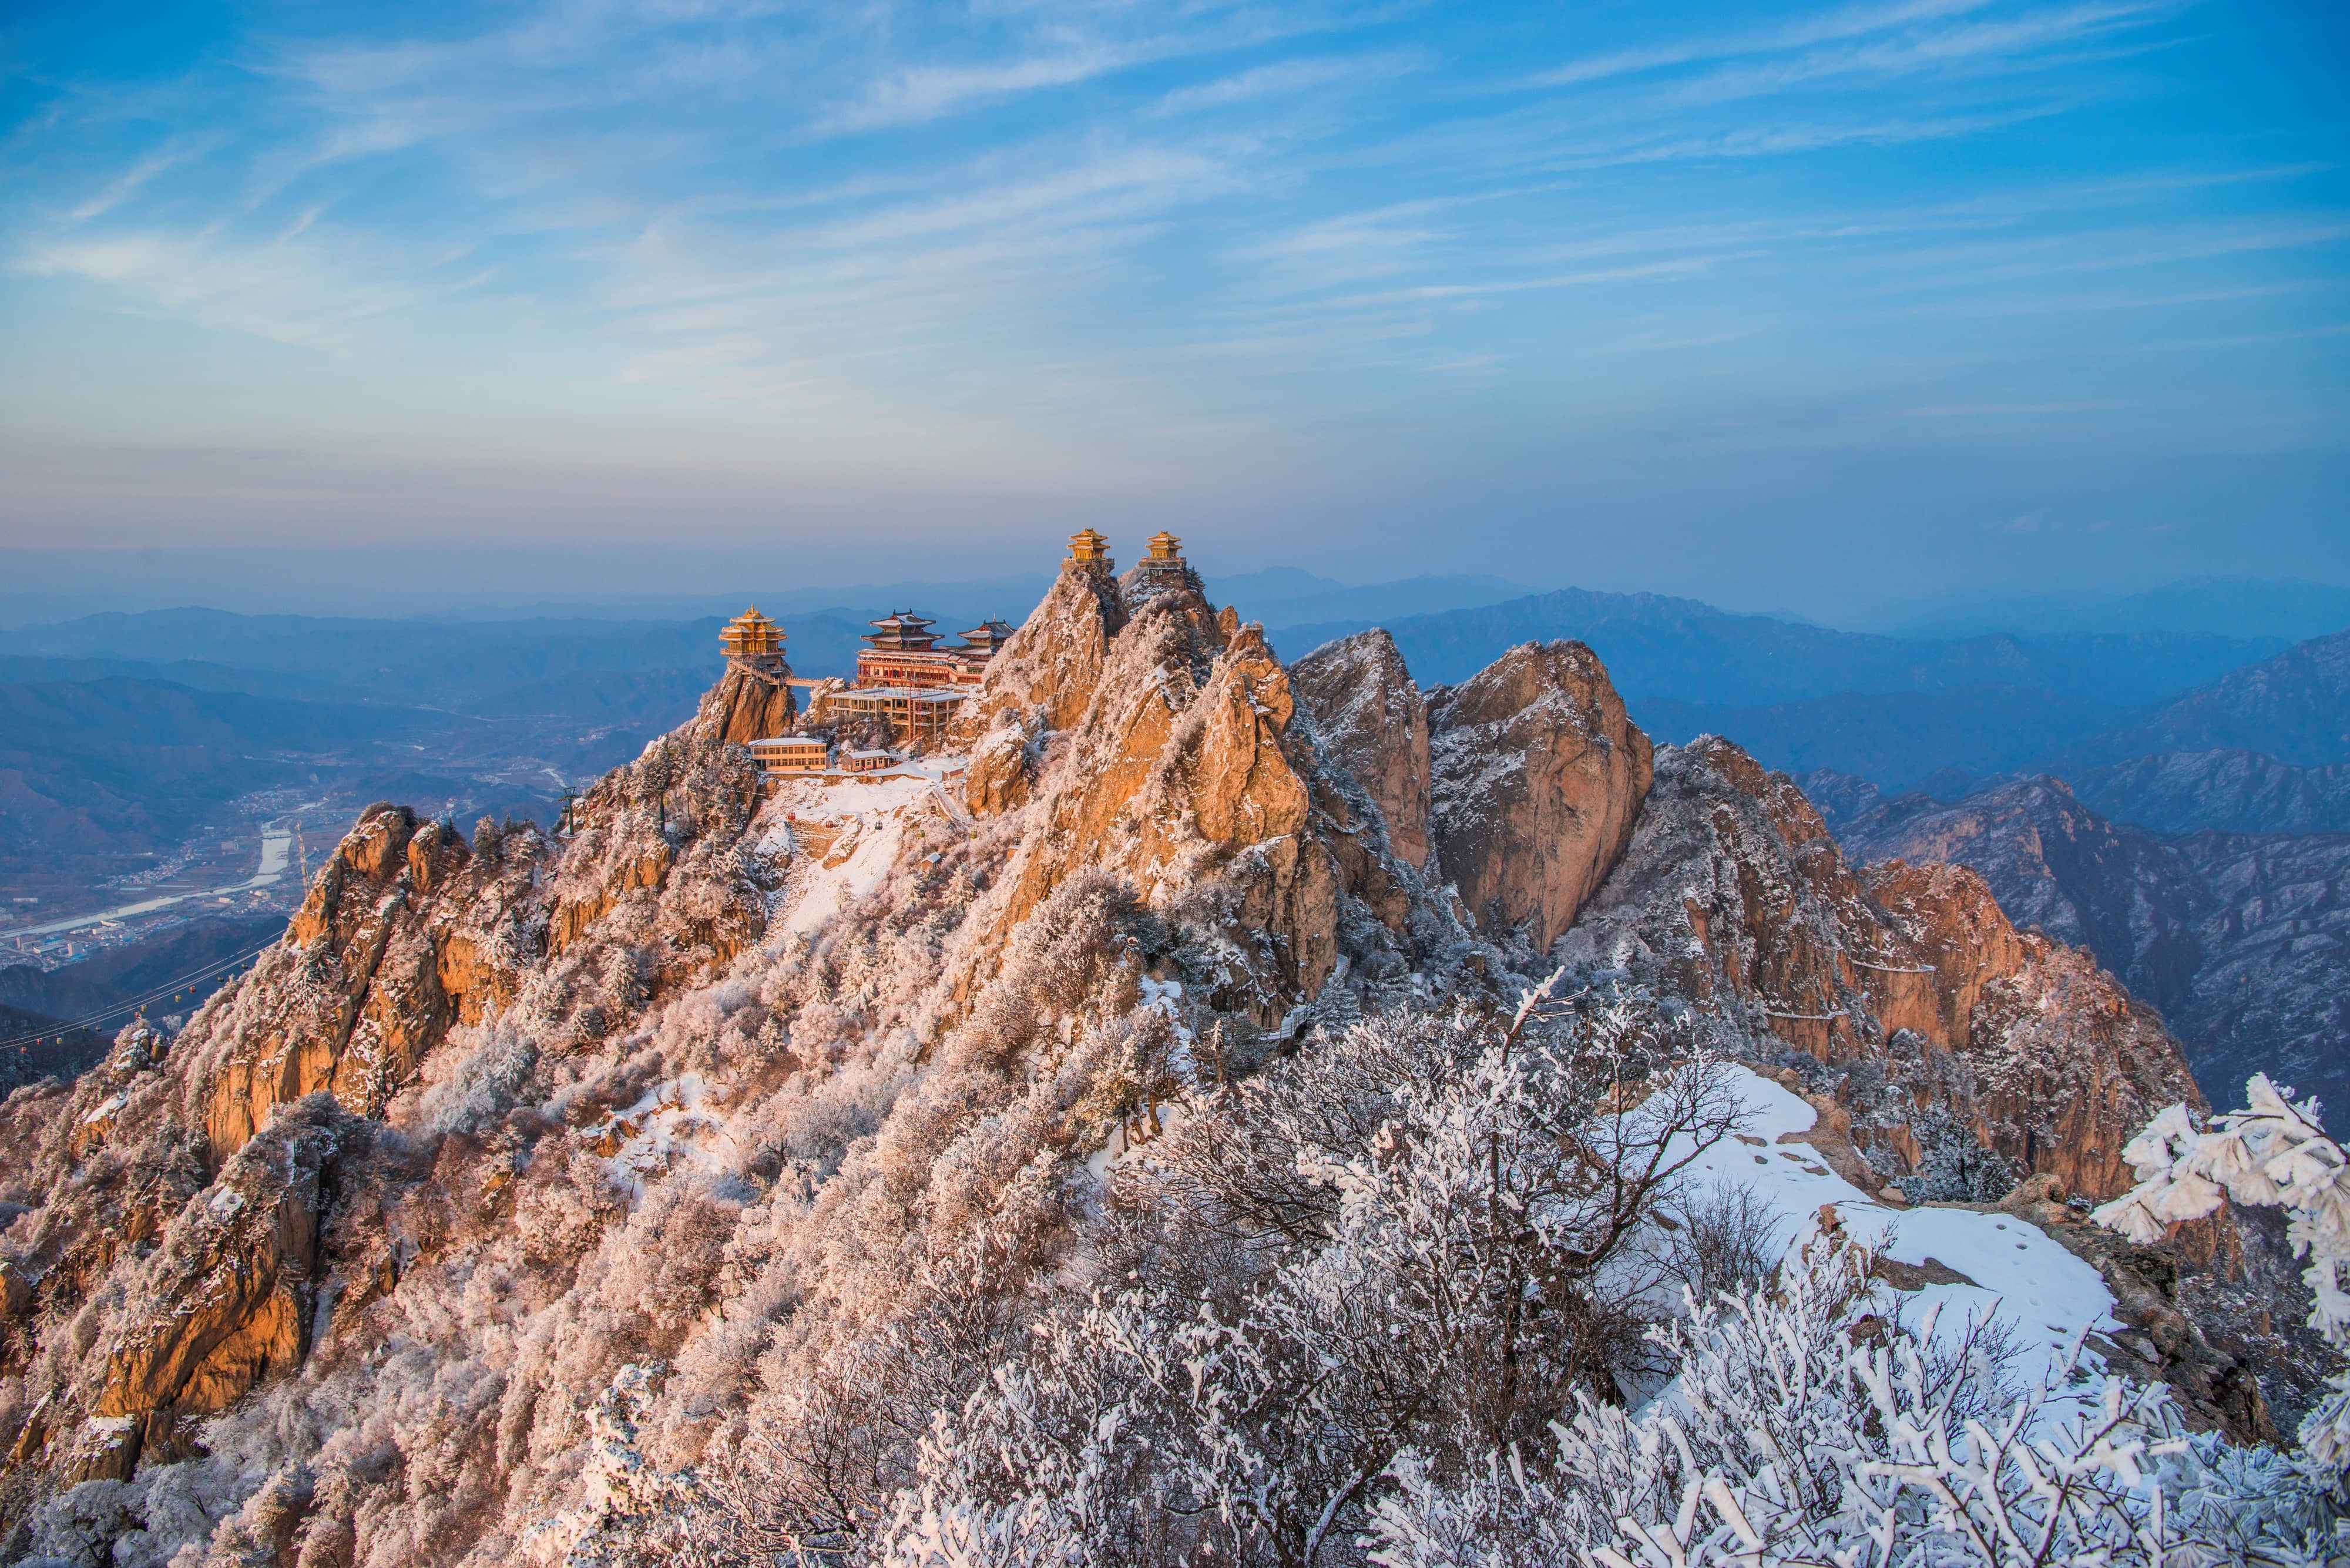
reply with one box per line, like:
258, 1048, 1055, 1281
733, 540, 1090, 768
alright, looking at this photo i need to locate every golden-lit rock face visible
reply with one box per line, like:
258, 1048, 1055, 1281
1428, 640, 1655, 953
78, 1103, 341, 1479
957, 566, 1128, 745
0, 738, 777, 1497
692, 662, 798, 746
963, 727, 1033, 815
200, 810, 539, 1161
956, 585, 1345, 1025
1565, 736, 2203, 1204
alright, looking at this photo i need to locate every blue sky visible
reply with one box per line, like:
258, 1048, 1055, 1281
2, 0, 2344, 618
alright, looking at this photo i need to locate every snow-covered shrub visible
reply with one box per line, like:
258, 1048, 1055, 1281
1369, 1240, 2341, 1568
1658, 1180, 1788, 1308
2095, 1074, 2350, 1483
860, 979, 1745, 1566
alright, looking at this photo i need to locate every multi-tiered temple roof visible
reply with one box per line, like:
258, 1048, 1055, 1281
958, 619, 1017, 657
1131, 529, 1193, 597
719, 606, 785, 662
863, 611, 941, 652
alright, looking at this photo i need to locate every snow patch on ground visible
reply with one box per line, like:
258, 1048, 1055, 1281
1688, 1067, 2120, 1402
757, 769, 962, 941
600, 1073, 738, 1196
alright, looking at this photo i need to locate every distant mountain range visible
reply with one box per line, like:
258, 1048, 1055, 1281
1812, 771, 2350, 1132
1272, 586, 2289, 703
1787, 623, 2350, 1131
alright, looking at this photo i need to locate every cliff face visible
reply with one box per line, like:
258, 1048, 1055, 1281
1426, 640, 1654, 952
194, 806, 541, 1161
0, 580, 2221, 1567
1564, 740, 2200, 1204
1290, 630, 1432, 870
689, 660, 796, 746
957, 583, 1446, 1028
958, 566, 1129, 740
1816, 769, 2350, 1136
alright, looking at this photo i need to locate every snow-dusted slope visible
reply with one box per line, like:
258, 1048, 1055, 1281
1681, 1067, 2120, 1393
0, 569, 2264, 1568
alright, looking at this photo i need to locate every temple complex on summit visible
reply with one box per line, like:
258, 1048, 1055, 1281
828, 609, 1014, 750
957, 617, 1018, 659
730, 532, 1173, 787
851, 611, 1005, 690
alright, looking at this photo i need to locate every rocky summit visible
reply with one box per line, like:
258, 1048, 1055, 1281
0, 567, 2301, 1566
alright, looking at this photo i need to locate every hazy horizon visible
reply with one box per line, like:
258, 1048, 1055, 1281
6, 546, 2349, 642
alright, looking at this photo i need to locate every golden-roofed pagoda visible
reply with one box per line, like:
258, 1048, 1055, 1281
1065, 528, 1114, 573
720, 606, 785, 661
1132, 529, 1193, 597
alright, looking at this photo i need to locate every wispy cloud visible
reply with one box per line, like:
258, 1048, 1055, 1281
820, 45, 1157, 133
67, 139, 216, 221
1147, 51, 1421, 117
21, 231, 429, 352
1530, 0, 2006, 87
2, 0, 2341, 523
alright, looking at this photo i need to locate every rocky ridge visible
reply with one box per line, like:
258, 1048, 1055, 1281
0, 570, 2244, 1566
1426, 639, 1654, 953
1814, 770, 2350, 1134
2076, 748, 2350, 835
1560, 740, 2201, 1207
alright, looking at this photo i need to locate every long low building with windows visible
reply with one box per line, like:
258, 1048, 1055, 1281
825, 684, 966, 750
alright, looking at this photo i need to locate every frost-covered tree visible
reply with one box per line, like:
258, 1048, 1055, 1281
856, 977, 1747, 1567
1369, 1238, 2346, 1568
2094, 1075, 2350, 1482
